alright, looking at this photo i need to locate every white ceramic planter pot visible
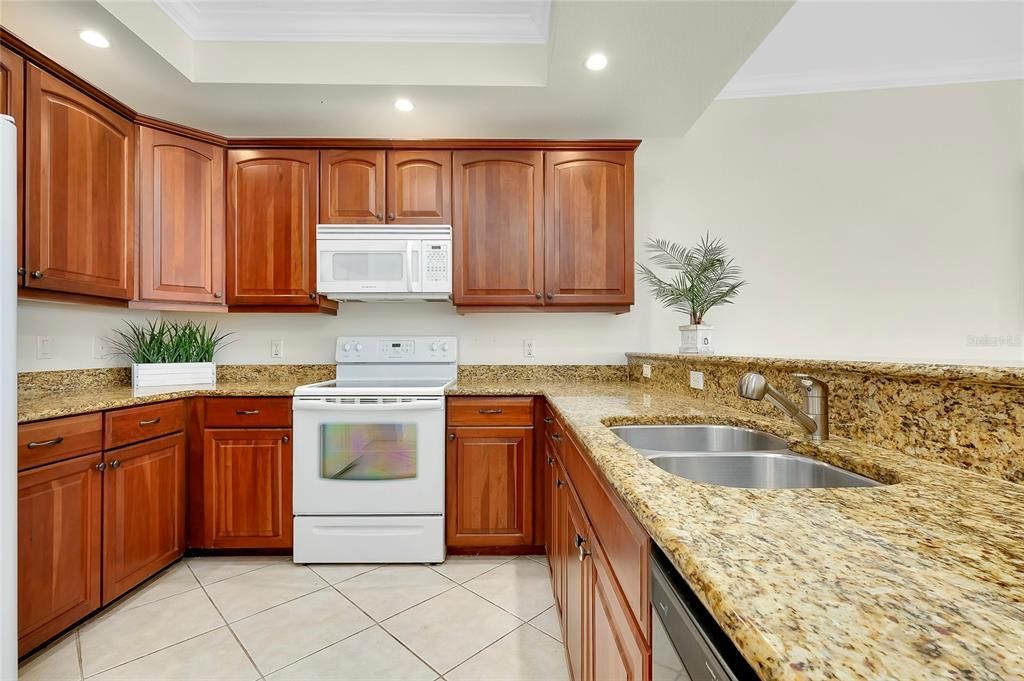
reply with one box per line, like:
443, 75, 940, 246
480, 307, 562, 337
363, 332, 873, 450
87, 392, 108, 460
132, 362, 216, 390
679, 325, 714, 355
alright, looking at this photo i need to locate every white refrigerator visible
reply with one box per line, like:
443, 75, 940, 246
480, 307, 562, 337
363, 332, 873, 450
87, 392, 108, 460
1, 114, 17, 678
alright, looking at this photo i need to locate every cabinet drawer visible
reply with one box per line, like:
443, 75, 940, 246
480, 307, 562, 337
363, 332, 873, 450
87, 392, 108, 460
447, 397, 534, 426
104, 400, 185, 450
18, 413, 103, 470
205, 397, 292, 428
541, 404, 565, 457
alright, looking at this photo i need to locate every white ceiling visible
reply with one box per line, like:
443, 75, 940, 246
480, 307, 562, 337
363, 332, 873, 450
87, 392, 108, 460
152, 0, 552, 44
0, 0, 793, 137
719, 0, 1024, 99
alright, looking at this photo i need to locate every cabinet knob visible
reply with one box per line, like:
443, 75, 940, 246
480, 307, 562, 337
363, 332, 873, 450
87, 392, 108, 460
376, 213, 383, 222
17, 267, 25, 277
95, 462, 106, 472
551, 432, 562, 441
574, 533, 586, 548
282, 435, 289, 443
31, 270, 43, 279
547, 456, 554, 466
110, 460, 121, 470
387, 212, 395, 221
309, 292, 317, 300
555, 479, 564, 488
214, 291, 223, 299
545, 292, 553, 300
543, 416, 553, 424
535, 292, 542, 299
447, 433, 456, 441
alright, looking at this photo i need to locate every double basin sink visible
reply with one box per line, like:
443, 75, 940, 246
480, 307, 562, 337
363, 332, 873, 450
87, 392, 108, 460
611, 424, 881, 489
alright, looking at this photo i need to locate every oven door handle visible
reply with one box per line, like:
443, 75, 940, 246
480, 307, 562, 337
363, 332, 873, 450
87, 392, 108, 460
293, 399, 444, 412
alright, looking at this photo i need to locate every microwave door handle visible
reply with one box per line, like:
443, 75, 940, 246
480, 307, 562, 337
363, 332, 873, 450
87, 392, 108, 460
407, 241, 421, 292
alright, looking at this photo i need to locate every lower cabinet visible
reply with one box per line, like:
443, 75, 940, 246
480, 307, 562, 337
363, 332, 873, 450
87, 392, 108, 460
200, 428, 293, 549
562, 483, 591, 681
102, 433, 186, 604
17, 454, 103, 656
590, 539, 648, 681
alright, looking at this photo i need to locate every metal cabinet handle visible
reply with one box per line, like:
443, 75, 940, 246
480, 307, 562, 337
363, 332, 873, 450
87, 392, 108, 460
387, 212, 395, 221
574, 534, 586, 548
578, 544, 591, 562
138, 417, 161, 426
547, 456, 554, 466
282, 435, 289, 443
308, 292, 317, 300
31, 270, 43, 279
376, 213, 383, 222
555, 479, 564, 488
27, 437, 64, 448
550, 432, 562, 441
17, 267, 25, 276
535, 292, 542, 299
110, 460, 121, 470
214, 291, 223, 299
236, 409, 260, 415
478, 408, 503, 415
543, 416, 553, 424
447, 433, 456, 441
95, 462, 106, 471
545, 292, 553, 300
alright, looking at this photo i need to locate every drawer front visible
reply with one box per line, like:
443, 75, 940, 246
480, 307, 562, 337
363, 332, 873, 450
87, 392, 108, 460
447, 396, 534, 426
18, 413, 103, 470
541, 404, 565, 458
104, 400, 186, 450
205, 397, 292, 428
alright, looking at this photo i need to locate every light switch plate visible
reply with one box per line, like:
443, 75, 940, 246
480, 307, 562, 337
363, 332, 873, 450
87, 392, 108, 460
271, 340, 284, 358
642, 363, 652, 378
689, 370, 705, 390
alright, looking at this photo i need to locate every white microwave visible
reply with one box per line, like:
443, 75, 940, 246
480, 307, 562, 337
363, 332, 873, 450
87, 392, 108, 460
316, 225, 452, 301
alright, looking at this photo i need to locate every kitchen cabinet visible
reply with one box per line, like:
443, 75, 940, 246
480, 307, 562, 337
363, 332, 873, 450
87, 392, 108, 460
387, 150, 451, 224
590, 537, 648, 681
227, 149, 319, 307
1, 45, 24, 284
563, 482, 591, 681
544, 151, 634, 306
201, 428, 293, 549
320, 150, 385, 224
137, 127, 226, 308
452, 151, 544, 306
102, 433, 186, 603
25, 65, 135, 300
445, 426, 535, 547
17, 453, 103, 656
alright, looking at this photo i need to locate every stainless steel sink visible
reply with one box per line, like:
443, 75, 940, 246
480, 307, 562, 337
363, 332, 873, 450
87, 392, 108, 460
610, 424, 881, 489
648, 452, 881, 489
610, 424, 789, 455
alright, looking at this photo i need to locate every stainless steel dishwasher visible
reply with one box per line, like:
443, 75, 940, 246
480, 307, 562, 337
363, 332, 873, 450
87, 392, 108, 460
650, 545, 758, 681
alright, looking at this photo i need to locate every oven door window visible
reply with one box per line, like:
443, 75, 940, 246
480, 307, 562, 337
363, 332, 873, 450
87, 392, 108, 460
320, 423, 417, 480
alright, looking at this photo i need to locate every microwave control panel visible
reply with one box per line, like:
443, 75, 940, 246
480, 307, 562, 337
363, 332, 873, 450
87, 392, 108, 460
422, 241, 451, 290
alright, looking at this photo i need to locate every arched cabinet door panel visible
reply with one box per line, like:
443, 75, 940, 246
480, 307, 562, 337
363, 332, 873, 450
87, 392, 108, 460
320, 149, 385, 224
386, 150, 451, 224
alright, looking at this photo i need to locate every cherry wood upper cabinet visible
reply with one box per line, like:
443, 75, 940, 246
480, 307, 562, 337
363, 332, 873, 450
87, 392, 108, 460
138, 128, 225, 307
452, 151, 544, 305
446, 426, 535, 547
386, 150, 451, 224
17, 453, 103, 656
227, 149, 318, 306
544, 151, 634, 306
25, 65, 135, 300
1, 45, 25, 285
320, 150, 385, 224
101, 433, 186, 604
201, 428, 293, 549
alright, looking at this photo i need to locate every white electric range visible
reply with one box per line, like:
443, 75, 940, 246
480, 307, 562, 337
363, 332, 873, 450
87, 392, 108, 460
291, 336, 457, 564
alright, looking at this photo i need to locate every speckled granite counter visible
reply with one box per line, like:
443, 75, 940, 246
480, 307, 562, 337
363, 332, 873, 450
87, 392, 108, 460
451, 378, 1024, 681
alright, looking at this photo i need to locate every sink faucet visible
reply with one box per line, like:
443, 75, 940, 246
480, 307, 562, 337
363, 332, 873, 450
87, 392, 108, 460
736, 372, 829, 441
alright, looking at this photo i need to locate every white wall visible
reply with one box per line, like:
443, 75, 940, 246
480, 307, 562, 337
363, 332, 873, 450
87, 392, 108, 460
16, 79, 1024, 371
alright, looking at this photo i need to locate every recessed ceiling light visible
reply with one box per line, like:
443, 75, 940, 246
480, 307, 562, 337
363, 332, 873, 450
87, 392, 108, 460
79, 29, 110, 48
394, 98, 414, 112
584, 52, 608, 71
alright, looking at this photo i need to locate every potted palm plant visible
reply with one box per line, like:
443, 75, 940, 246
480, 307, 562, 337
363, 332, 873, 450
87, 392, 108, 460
108, 320, 233, 390
636, 233, 747, 354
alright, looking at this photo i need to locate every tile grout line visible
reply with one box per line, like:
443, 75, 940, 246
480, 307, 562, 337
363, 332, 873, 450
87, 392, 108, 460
187, 557, 293, 588
525, 617, 564, 645
444, 621, 534, 679
75, 630, 84, 681
206, 563, 331, 627
425, 555, 518, 584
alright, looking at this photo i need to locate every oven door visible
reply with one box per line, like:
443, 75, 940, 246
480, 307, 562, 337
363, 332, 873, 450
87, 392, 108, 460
292, 395, 444, 515
316, 238, 413, 294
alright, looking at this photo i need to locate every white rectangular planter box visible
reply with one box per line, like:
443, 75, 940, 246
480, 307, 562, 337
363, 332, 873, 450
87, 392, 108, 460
132, 362, 216, 390
679, 325, 715, 355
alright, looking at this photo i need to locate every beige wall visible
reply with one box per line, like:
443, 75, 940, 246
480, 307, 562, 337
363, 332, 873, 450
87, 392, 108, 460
643, 79, 1024, 363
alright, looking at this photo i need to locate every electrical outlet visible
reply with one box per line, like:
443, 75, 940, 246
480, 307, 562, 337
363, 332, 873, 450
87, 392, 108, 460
523, 339, 536, 358
36, 336, 53, 360
642, 363, 652, 378
271, 340, 284, 358
93, 337, 115, 360
689, 370, 705, 390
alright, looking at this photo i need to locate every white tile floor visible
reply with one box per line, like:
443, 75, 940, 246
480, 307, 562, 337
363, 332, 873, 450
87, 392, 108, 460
18, 555, 568, 681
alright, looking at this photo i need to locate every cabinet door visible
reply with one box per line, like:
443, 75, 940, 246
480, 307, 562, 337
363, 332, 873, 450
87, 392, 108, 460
227, 150, 317, 306
320, 150, 385, 224
25, 65, 135, 299
1, 46, 24, 285
590, 539, 649, 681
549, 455, 567, 613
202, 428, 292, 549
102, 433, 186, 604
386, 150, 451, 224
446, 426, 534, 547
563, 486, 591, 681
544, 151, 633, 305
18, 453, 102, 656
452, 151, 544, 305
138, 127, 225, 305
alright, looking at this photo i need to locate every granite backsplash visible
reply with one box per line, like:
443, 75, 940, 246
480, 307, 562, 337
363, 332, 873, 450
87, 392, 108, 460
627, 353, 1024, 484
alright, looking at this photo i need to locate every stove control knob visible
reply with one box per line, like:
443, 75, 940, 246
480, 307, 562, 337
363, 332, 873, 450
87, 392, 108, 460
430, 342, 439, 352
440, 342, 450, 352
354, 343, 364, 352
342, 343, 352, 352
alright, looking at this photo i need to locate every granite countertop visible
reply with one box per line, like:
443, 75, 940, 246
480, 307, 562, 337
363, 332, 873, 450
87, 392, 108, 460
18, 375, 1024, 679
452, 378, 1024, 681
